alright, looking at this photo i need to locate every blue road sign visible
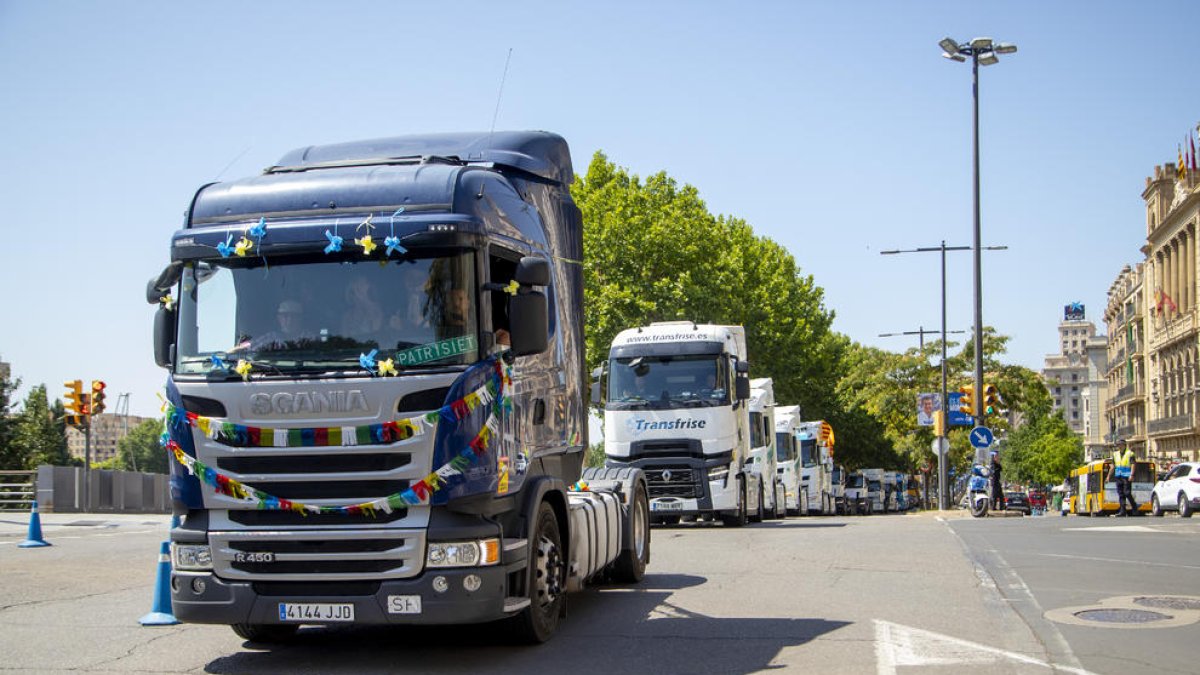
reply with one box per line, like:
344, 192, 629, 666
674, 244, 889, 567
969, 426, 994, 449
947, 392, 972, 426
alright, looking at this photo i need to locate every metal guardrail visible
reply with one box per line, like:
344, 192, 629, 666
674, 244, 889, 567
0, 470, 37, 510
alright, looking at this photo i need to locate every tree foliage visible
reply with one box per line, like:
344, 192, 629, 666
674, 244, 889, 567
115, 418, 169, 474
13, 385, 69, 468
573, 152, 836, 411
0, 370, 21, 470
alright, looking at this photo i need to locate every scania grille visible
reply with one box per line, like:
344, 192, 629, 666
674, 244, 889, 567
209, 529, 424, 581
644, 465, 701, 499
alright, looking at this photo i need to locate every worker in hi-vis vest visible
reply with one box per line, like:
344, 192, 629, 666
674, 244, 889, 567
1107, 442, 1138, 516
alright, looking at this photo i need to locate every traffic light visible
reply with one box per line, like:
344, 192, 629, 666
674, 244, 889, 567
983, 384, 1002, 417
958, 385, 974, 415
65, 414, 85, 427
90, 380, 107, 415
63, 380, 84, 414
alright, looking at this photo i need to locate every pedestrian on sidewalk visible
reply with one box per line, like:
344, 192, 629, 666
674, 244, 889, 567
1108, 441, 1138, 516
990, 452, 1006, 511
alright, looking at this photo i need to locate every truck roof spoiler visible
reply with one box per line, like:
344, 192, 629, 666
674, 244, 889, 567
268, 131, 574, 186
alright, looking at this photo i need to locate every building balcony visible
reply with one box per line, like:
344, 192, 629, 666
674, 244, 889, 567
1149, 313, 1197, 350
1147, 413, 1197, 437
1107, 383, 1144, 407
1106, 348, 1128, 374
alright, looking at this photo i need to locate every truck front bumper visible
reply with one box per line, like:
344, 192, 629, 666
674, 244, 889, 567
171, 567, 513, 626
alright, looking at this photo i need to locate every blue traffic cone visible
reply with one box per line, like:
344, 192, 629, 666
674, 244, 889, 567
18, 500, 51, 548
139, 516, 180, 625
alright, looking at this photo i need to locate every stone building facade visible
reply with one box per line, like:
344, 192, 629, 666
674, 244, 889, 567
66, 413, 154, 465
1102, 162, 1200, 465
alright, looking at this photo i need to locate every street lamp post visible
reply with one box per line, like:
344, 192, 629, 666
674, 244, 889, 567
939, 36, 1017, 465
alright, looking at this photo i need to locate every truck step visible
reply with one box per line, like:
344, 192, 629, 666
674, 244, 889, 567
503, 597, 532, 613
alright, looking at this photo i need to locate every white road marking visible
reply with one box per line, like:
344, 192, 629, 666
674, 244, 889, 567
1062, 525, 1160, 533
1034, 552, 1200, 571
874, 620, 1096, 674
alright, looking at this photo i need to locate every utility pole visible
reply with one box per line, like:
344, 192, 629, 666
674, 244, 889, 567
881, 242, 1004, 508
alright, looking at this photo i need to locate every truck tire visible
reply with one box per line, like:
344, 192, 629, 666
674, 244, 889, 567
508, 501, 565, 643
720, 479, 748, 527
610, 479, 650, 583
231, 623, 299, 643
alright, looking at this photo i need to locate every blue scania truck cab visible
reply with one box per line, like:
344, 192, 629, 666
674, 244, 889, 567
147, 131, 649, 643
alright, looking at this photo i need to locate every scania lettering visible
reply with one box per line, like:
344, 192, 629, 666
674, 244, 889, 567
594, 322, 758, 526
147, 131, 651, 644
748, 379, 785, 520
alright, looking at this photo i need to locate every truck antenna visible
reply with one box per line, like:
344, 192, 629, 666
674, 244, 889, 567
213, 146, 251, 181
487, 48, 514, 152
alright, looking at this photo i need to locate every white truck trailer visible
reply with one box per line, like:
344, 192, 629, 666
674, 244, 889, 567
796, 421, 836, 515
748, 379, 785, 520
774, 405, 804, 516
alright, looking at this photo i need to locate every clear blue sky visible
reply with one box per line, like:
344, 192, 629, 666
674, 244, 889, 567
2, 0, 1198, 417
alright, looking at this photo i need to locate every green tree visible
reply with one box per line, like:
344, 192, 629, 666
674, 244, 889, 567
116, 418, 169, 474
573, 152, 836, 412
13, 385, 69, 468
1004, 409, 1082, 487
0, 369, 21, 469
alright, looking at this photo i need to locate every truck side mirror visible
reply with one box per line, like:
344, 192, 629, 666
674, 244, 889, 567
146, 262, 183, 304
735, 375, 751, 401
515, 256, 550, 286
590, 363, 606, 407
153, 306, 176, 368
508, 291, 547, 357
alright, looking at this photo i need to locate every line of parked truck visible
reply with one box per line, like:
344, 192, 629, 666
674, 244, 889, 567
593, 321, 919, 524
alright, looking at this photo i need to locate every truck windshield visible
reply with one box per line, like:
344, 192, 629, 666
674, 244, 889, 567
799, 439, 817, 468
174, 251, 479, 375
606, 355, 725, 410
775, 432, 794, 460
846, 475, 864, 488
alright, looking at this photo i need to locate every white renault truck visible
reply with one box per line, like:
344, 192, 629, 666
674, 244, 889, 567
595, 322, 759, 526
773, 405, 804, 516
796, 421, 836, 515
748, 379, 785, 520
861, 468, 887, 513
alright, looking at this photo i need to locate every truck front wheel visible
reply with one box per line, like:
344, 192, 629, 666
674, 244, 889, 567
611, 479, 650, 582
509, 501, 565, 643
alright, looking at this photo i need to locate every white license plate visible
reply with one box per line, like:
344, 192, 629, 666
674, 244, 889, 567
278, 602, 354, 622
651, 500, 683, 512
387, 595, 422, 614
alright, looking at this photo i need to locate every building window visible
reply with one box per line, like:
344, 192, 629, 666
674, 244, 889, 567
1055, 399, 1062, 407
1055, 387, 1062, 395
1072, 410, 1079, 419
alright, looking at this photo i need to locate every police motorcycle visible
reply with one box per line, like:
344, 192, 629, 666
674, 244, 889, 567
968, 464, 990, 518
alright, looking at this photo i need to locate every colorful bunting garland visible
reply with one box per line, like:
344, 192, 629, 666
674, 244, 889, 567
162, 360, 512, 515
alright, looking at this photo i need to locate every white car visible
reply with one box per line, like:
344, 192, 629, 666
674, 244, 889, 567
1150, 462, 1200, 518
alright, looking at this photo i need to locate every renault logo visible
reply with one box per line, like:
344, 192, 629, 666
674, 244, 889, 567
662, 469, 673, 482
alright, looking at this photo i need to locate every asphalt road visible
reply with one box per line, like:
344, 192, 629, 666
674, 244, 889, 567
1, 509, 1196, 674
950, 512, 1200, 675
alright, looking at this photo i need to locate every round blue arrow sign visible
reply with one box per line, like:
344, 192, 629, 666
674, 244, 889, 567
969, 426, 994, 449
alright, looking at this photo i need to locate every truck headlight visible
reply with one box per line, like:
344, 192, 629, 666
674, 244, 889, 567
707, 465, 730, 481
171, 543, 213, 571
426, 538, 500, 568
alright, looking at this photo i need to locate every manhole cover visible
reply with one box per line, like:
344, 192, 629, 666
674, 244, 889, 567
1134, 596, 1200, 611
1074, 609, 1171, 624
